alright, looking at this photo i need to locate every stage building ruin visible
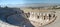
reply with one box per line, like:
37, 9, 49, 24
21, 8, 57, 27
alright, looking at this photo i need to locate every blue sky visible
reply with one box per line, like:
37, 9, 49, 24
0, 0, 60, 6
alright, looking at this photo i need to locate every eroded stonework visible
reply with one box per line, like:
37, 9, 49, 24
22, 9, 57, 27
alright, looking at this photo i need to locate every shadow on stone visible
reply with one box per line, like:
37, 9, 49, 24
0, 7, 34, 27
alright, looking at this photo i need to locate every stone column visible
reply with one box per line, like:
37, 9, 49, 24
39, 13, 43, 21
46, 13, 49, 21
39, 13, 42, 20
29, 12, 33, 18
34, 12, 37, 19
